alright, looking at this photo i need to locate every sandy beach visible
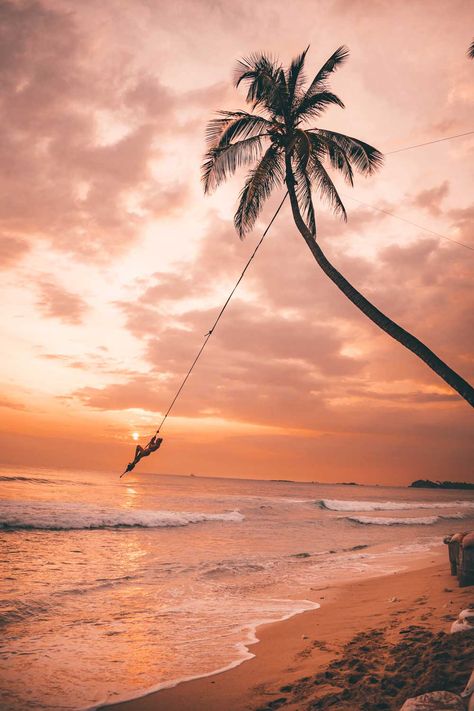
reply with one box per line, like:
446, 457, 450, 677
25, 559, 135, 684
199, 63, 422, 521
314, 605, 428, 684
105, 549, 473, 711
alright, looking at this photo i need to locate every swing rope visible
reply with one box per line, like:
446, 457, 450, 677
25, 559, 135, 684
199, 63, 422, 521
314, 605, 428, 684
153, 191, 288, 437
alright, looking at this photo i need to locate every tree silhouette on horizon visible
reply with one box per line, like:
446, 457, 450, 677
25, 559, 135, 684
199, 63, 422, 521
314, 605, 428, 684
468, 39, 474, 58
201, 46, 474, 407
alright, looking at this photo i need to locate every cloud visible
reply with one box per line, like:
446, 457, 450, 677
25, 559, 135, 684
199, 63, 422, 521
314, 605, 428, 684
346, 385, 460, 404
74, 373, 166, 412
0, 397, 26, 411
448, 205, 474, 250
36, 279, 89, 325
0, 1, 194, 262
0, 235, 30, 268
411, 181, 449, 216
40, 349, 139, 377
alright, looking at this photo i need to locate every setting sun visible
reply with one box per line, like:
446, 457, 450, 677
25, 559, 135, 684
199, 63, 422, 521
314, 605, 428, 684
132, 432, 139, 441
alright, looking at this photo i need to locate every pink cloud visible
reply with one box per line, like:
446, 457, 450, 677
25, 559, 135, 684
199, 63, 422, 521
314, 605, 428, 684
0, 397, 26, 411
449, 205, 474, 250
0, 235, 30, 268
0, 1, 195, 262
411, 181, 449, 216
74, 374, 167, 413
36, 279, 89, 325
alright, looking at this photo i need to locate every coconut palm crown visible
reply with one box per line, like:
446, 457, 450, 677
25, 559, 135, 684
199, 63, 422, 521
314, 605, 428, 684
202, 46, 382, 238
468, 39, 474, 59
201, 47, 474, 407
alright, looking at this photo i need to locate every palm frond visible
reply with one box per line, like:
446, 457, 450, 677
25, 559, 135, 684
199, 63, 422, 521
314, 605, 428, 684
307, 131, 354, 186
295, 168, 316, 235
234, 53, 279, 95
296, 91, 345, 121
234, 53, 286, 116
205, 111, 272, 146
286, 46, 309, 110
234, 145, 284, 238
304, 46, 349, 98
202, 135, 266, 194
307, 152, 347, 221
276, 67, 289, 116
312, 129, 383, 175
234, 52, 276, 85
292, 138, 316, 235
468, 39, 474, 59
293, 129, 312, 170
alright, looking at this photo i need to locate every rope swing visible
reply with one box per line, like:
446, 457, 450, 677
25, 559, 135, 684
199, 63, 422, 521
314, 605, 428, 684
120, 192, 289, 477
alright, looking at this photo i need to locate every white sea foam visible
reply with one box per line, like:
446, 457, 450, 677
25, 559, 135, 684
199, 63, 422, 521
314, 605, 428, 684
0, 500, 244, 531
318, 498, 474, 512
346, 513, 466, 526
97, 598, 320, 710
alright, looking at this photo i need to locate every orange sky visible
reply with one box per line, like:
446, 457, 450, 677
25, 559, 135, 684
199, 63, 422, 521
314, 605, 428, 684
0, 0, 473, 485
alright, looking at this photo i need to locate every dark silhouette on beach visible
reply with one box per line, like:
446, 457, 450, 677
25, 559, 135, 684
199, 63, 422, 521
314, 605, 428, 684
201, 46, 474, 407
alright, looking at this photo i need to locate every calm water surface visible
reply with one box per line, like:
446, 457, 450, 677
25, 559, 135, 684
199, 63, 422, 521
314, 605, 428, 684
1, 466, 473, 710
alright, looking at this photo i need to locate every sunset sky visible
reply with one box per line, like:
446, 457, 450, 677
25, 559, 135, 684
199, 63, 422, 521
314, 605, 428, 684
0, 0, 473, 484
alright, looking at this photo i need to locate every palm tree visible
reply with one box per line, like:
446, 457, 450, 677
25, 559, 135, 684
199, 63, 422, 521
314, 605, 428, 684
468, 39, 474, 59
201, 47, 474, 407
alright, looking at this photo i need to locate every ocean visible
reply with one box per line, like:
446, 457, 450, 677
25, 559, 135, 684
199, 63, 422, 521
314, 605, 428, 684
1, 466, 473, 710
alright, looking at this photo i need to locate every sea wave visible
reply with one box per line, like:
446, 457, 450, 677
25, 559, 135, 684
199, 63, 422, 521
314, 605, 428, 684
201, 561, 267, 578
346, 513, 467, 526
0, 501, 244, 531
0, 576, 142, 627
0, 598, 51, 626
0, 474, 93, 486
0, 475, 55, 484
317, 498, 474, 512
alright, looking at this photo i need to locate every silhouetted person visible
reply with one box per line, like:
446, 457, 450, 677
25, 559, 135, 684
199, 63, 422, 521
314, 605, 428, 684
121, 436, 163, 477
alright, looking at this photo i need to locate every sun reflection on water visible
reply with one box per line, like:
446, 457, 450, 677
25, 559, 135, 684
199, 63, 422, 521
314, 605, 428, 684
124, 486, 138, 509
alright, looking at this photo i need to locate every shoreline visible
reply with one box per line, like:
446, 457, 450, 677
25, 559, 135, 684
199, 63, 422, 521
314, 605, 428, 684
95, 598, 321, 709
102, 545, 473, 711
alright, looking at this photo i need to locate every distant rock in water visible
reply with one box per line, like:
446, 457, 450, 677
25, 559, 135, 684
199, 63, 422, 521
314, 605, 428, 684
410, 479, 474, 490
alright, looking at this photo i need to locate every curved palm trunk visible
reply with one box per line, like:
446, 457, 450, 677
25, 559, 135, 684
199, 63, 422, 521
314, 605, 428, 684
284, 159, 474, 407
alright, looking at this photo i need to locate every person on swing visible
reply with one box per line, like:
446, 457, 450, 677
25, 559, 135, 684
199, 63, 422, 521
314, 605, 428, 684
121, 435, 163, 477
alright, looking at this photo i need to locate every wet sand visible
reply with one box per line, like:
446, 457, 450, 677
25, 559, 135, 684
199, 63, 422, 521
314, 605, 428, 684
104, 549, 473, 711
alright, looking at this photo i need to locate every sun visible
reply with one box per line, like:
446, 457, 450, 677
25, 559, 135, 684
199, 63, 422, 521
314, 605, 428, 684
132, 432, 139, 441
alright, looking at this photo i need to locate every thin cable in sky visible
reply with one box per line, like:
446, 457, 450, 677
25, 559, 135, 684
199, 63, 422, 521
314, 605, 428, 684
344, 194, 474, 252
385, 130, 474, 154
152, 192, 289, 438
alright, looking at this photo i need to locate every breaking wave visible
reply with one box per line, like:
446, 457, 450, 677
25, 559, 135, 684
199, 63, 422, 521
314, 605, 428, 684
346, 513, 468, 526
317, 498, 474, 512
0, 501, 244, 531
